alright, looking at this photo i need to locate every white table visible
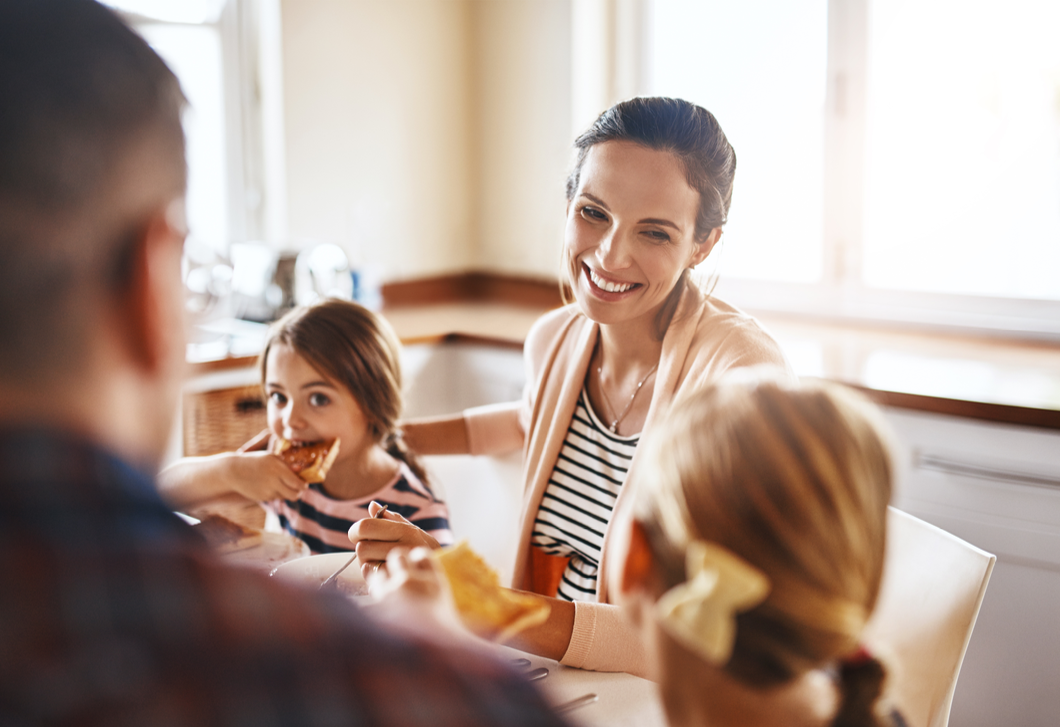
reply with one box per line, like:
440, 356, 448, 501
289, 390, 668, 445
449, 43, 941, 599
496, 647, 668, 727
208, 531, 667, 725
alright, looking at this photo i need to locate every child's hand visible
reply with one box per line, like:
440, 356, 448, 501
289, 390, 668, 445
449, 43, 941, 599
366, 547, 473, 643
348, 501, 441, 580
221, 450, 308, 502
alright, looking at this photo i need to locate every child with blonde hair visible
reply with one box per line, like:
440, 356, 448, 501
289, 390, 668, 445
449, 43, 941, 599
375, 374, 908, 727
160, 299, 452, 555
610, 375, 906, 727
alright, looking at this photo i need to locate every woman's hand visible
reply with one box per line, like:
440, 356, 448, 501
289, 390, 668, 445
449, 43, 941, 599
348, 501, 441, 580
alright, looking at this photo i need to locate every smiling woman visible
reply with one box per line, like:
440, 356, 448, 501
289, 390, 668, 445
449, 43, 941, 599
353, 97, 793, 676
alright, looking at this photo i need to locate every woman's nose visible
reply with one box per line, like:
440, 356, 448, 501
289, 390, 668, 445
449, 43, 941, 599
596, 229, 631, 270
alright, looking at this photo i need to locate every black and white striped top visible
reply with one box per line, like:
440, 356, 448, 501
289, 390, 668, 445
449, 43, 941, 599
531, 387, 640, 602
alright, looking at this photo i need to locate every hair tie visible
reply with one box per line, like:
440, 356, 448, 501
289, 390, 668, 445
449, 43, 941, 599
655, 540, 770, 666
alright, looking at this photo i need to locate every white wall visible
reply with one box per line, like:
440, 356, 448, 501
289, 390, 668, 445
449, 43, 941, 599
281, 0, 476, 278
280, 0, 574, 283
471, 0, 572, 279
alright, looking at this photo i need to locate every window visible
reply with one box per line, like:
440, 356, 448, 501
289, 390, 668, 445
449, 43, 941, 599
648, 0, 1060, 338
101, 0, 231, 251
101, 0, 285, 257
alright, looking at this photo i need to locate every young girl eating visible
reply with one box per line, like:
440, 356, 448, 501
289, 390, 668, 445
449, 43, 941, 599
159, 299, 452, 554
606, 375, 907, 727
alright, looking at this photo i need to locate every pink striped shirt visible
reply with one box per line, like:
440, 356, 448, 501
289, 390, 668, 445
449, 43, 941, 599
266, 463, 453, 554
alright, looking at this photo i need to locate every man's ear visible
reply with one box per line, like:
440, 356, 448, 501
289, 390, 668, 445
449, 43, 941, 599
689, 227, 722, 268
119, 201, 186, 375
620, 519, 657, 596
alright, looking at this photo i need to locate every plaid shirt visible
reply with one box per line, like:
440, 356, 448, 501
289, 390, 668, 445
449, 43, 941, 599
0, 429, 570, 727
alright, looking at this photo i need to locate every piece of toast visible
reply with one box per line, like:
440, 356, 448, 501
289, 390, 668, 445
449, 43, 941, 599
270, 437, 341, 483
193, 513, 263, 553
431, 541, 550, 643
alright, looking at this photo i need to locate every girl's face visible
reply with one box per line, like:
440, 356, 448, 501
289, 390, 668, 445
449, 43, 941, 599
264, 344, 373, 463
565, 140, 719, 329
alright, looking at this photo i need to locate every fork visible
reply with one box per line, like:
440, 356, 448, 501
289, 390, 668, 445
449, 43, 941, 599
319, 504, 388, 590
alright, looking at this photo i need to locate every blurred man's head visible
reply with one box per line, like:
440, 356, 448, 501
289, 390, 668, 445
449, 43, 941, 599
0, 0, 189, 465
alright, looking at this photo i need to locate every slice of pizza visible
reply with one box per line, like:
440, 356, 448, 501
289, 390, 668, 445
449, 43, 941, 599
270, 437, 341, 483
431, 541, 551, 643
193, 513, 263, 554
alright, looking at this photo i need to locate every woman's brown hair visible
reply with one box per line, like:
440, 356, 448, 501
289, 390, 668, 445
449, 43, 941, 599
636, 374, 899, 727
259, 298, 426, 482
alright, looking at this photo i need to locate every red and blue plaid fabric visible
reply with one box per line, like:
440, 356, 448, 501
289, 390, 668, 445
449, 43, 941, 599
0, 429, 569, 727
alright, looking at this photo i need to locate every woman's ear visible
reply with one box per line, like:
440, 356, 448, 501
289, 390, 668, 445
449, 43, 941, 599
689, 227, 722, 268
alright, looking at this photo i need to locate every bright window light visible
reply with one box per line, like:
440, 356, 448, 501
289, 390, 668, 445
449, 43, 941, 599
138, 22, 229, 251
650, 0, 829, 284
863, 0, 1060, 300
100, 0, 225, 25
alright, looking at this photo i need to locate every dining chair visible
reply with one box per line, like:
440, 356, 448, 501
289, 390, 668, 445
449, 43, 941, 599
862, 507, 996, 727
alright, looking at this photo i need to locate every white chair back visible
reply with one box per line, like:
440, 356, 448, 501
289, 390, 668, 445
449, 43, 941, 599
863, 508, 995, 727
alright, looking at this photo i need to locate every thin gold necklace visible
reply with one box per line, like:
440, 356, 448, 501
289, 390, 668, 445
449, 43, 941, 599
596, 360, 658, 434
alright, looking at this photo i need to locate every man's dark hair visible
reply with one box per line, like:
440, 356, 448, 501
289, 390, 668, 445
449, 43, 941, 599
0, 0, 186, 377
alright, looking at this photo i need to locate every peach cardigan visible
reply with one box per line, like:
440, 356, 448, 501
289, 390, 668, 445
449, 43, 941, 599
462, 285, 790, 677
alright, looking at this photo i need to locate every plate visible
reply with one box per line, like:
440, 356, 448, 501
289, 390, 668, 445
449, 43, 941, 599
220, 531, 310, 573
270, 551, 369, 597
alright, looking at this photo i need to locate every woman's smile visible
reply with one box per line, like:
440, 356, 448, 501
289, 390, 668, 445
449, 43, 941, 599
584, 263, 642, 297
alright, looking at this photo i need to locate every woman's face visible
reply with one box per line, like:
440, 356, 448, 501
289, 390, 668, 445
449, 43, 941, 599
565, 140, 719, 329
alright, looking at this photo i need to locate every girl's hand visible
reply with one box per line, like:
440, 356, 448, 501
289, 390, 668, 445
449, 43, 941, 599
348, 501, 441, 580
220, 450, 308, 502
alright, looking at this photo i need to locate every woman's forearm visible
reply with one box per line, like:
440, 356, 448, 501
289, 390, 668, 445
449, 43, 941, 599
400, 414, 471, 455
509, 596, 651, 677
505, 591, 576, 661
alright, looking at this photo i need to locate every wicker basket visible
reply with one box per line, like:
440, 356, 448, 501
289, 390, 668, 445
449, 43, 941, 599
183, 384, 268, 457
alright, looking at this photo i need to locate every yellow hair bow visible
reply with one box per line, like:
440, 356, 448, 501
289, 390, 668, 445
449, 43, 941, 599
655, 540, 770, 665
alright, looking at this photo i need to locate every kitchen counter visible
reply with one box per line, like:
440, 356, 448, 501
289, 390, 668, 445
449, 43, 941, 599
187, 302, 1060, 429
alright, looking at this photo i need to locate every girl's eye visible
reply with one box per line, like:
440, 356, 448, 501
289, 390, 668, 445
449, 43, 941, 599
268, 391, 287, 405
309, 392, 330, 407
580, 205, 607, 222
643, 229, 671, 243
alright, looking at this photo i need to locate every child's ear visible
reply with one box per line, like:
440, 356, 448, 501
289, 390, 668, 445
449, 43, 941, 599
620, 520, 656, 596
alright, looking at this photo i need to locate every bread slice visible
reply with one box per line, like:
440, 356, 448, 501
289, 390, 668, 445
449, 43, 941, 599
194, 513, 263, 553
431, 541, 550, 643
271, 437, 341, 483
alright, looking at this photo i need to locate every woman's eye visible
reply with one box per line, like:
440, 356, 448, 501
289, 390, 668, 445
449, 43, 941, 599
643, 229, 671, 243
268, 391, 287, 405
309, 392, 330, 407
580, 205, 607, 222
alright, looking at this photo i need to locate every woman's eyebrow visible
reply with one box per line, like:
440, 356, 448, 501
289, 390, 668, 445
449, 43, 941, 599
300, 380, 336, 390
581, 192, 611, 211
582, 192, 681, 230
640, 217, 680, 231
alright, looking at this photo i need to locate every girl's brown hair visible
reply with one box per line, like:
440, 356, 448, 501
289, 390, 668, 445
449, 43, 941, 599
259, 298, 426, 482
636, 374, 898, 727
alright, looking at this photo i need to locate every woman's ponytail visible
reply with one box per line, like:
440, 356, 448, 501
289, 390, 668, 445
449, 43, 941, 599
832, 651, 895, 727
